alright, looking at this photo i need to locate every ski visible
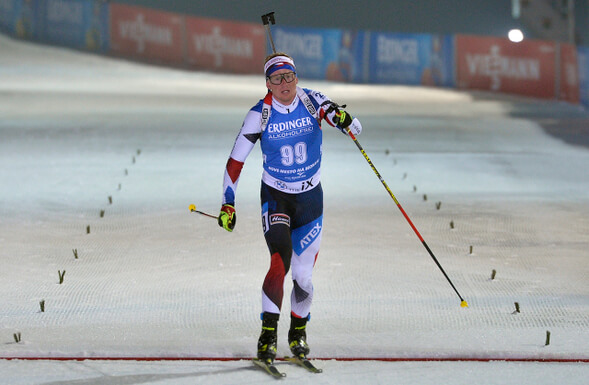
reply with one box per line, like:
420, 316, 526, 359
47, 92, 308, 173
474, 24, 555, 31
252, 358, 286, 378
284, 355, 323, 373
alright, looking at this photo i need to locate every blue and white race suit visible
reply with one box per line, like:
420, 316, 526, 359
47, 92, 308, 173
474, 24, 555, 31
221, 86, 361, 318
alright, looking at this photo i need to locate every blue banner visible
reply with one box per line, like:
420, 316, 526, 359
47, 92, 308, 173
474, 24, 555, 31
0, 0, 15, 33
430, 34, 455, 88
270, 26, 342, 80
366, 32, 454, 87
0, 0, 37, 38
578, 46, 589, 108
37, 0, 109, 51
335, 29, 368, 83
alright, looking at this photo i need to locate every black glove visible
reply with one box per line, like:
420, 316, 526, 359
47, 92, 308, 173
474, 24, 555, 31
322, 101, 353, 128
334, 109, 353, 128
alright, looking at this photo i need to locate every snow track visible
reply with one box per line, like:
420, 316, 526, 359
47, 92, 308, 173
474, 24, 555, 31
1, 34, 588, 384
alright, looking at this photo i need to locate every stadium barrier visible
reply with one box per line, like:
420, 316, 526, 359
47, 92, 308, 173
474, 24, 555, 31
0, 0, 586, 107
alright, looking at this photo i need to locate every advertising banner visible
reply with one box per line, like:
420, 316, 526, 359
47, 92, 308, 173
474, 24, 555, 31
558, 43, 579, 104
578, 47, 589, 108
110, 3, 184, 64
430, 34, 455, 88
366, 32, 454, 87
185, 16, 265, 74
0, 0, 16, 33
456, 35, 556, 99
270, 26, 343, 80
330, 29, 367, 83
0, 0, 36, 39
37, 0, 109, 51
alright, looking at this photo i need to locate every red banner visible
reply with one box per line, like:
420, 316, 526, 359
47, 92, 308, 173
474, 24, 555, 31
456, 35, 556, 99
185, 16, 265, 74
559, 43, 580, 104
110, 4, 184, 64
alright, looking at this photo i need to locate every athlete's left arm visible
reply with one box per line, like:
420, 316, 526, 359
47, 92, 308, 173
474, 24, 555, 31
306, 89, 362, 136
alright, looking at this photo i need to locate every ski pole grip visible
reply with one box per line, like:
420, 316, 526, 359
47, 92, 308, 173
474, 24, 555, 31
261, 12, 275, 25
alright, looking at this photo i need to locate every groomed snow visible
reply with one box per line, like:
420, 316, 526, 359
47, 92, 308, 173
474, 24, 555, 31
0, 34, 588, 384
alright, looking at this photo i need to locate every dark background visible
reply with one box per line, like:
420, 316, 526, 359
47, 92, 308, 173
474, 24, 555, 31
114, 0, 589, 44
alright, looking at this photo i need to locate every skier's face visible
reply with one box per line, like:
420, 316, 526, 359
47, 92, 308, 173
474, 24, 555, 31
266, 69, 298, 105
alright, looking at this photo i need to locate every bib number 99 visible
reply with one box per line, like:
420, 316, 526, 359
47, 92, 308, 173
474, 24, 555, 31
280, 142, 307, 166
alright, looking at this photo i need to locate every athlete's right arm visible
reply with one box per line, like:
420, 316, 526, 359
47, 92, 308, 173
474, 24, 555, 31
219, 104, 263, 232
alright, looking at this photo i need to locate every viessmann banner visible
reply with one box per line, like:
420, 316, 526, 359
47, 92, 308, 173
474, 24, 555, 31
456, 35, 557, 99
558, 43, 580, 104
110, 3, 184, 65
184, 16, 265, 74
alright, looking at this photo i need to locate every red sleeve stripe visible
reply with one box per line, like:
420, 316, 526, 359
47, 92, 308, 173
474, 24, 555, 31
226, 157, 244, 184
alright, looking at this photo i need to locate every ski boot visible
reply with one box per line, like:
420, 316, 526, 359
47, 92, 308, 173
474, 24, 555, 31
257, 312, 279, 362
288, 314, 310, 358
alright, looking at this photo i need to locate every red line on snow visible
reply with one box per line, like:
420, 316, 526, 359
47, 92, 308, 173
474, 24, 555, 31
1, 356, 588, 363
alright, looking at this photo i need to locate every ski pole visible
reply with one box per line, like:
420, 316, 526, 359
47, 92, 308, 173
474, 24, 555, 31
344, 127, 468, 308
188, 204, 218, 220
261, 12, 277, 53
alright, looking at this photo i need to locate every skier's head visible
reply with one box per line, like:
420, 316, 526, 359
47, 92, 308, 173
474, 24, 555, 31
264, 52, 296, 78
264, 53, 298, 105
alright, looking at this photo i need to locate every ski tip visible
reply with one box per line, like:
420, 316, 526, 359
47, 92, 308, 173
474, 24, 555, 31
460, 300, 469, 308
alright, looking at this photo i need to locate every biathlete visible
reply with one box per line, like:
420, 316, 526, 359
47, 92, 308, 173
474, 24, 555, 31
218, 52, 362, 363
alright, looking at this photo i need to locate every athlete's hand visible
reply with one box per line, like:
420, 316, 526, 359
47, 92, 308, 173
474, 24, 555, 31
323, 101, 344, 120
218, 204, 236, 232
322, 101, 362, 136
333, 108, 353, 128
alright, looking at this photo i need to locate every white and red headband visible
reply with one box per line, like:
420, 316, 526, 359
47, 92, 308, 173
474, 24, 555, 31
264, 55, 296, 77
